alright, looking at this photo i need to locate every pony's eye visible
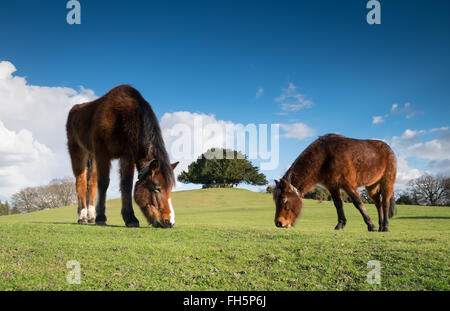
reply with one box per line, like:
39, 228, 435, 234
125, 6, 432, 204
154, 188, 161, 193
281, 196, 288, 204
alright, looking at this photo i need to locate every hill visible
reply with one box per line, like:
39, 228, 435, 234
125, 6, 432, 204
0, 188, 448, 290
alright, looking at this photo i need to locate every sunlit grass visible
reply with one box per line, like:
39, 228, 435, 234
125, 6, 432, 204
0, 188, 448, 290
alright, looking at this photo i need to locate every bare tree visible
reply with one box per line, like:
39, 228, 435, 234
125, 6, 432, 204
49, 178, 77, 207
11, 187, 40, 213
11, 178, 77, 214
408, 174, 450, 206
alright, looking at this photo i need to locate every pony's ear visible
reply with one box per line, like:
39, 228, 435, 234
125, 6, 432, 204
279, 178, 288, 190
171, 161, 179, 170
149, 159, 160, 171
280, 178, 291, 191
274, 179, 280, 187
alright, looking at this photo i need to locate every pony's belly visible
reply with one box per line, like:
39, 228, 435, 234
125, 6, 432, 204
106, 146, 128, 160
357, 170, 384, 187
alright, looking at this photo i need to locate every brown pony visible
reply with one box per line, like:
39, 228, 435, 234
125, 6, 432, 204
66, 85, 178, 228
273, 134, 397, 232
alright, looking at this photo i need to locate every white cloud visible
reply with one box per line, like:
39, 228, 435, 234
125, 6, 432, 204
0, 120, 54, 196
0, 120, 52, 165
161, 112, 235, 168
387, 127, 450, 188
393, 102, 419, 119
428, 159, 450, 176
0, 60, 97, 198
0, 61, 96, 149
279, 122, 315, 140
395, 156, 422, 188
0, 61, 313, 198
160, 112, 311, 187
372, 102, 421, 125
407, 139, 450, 160
276, 83, 312, 112
391, 127, 450, 161
0, 61, 16, 80
255, 87, 264, 98
372, 116, 384, 124
159, 112, 240, 190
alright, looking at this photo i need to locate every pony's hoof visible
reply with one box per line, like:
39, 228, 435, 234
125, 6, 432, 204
126, 222, 140, 228
380, 227, 389, 232
95, 221, 107, 226
78, 219, 88, 225
368, 225, 377, 232
334, 222, 346, 230
87, 218, 96, 224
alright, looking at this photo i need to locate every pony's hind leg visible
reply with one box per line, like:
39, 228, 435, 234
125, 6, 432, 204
94, 153, 110, 226
120, 156, 139, 227
68, 141, 89, 224
329, 188, 347, 230
344, 186, 377, 232
366, 184, 383, 232
86, 158, 97, 223
380, 183, 394, 232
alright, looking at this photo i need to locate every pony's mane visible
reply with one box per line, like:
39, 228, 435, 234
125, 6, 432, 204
281, 134, 331, 190
132, 88, 175, 188
274, 134, 341, 201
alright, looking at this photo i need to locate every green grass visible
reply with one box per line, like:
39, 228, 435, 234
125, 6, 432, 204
0, 188, 449, 291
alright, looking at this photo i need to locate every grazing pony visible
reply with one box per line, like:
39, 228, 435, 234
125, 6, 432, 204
66, 85, 178, 228
273, 134, 396, 232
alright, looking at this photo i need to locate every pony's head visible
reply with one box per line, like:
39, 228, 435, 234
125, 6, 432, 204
273, 178, 303, 228
134, 160, 179, 228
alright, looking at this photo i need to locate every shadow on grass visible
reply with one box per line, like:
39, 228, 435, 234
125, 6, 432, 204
397, 216, 450, 220
28, 221, 142, 228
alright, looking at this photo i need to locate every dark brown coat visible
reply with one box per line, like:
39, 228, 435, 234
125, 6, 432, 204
274, 134, 397, 232
66, 85, 178, 228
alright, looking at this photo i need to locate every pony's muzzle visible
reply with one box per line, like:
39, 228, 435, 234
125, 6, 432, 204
162, 219, 174, 228
275, 219, 291, 228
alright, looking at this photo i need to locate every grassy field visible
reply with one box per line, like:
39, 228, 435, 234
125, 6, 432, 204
0, 188, 448, 291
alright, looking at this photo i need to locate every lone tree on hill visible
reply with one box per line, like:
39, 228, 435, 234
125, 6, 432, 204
178, 148, 267, 188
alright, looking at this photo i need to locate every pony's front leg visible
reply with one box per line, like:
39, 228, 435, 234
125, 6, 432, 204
330, 189, 347, 230
120, 157, 139, 227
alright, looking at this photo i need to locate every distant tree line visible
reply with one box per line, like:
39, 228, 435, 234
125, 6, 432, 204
0, 200, 12, 216
267, 174, 450, 207
0, 178, 77, 216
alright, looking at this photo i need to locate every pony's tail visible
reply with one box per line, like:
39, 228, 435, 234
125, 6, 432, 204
389, 196, 396, 218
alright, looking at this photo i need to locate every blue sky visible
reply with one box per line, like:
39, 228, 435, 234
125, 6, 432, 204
1, 0, 449, 198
